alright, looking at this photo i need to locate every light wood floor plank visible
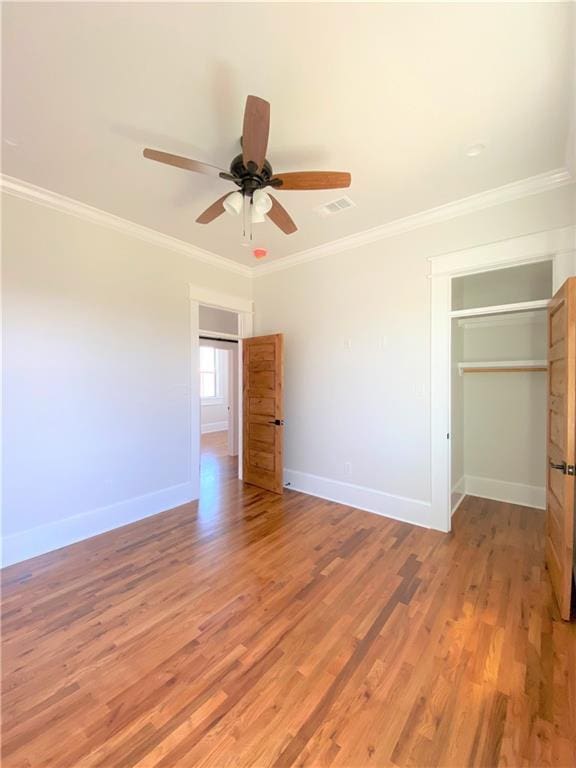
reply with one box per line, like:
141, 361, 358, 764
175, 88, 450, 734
2, 437, 575, 767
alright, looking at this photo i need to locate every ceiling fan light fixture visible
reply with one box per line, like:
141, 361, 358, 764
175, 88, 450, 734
253, 188, 272, 214
251, 206, 267, 224
223, 191, 243, 216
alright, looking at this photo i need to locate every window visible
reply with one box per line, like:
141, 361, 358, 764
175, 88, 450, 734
200, 347, 217, 399
200, 346, 218, 399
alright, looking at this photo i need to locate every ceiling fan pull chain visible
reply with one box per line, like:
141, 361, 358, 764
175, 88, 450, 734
241, 192, 251, 247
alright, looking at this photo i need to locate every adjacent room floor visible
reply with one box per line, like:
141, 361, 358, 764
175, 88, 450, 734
2, 445, 575, 767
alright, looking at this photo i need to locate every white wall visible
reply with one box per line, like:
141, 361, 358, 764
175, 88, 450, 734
253, 184, 576, 529
2, 193, 251, 565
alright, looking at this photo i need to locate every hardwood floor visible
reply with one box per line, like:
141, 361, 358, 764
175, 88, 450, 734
201, 430, 230, 458
2, 449, 575, 766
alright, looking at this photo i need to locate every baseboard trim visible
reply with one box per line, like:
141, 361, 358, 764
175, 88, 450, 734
465, 475, 545, 510
452, 494, 466, 516
451, 476, 466, 515
201, 422, 228, 435
284, 469, 433, 530
1, 481, 197, 568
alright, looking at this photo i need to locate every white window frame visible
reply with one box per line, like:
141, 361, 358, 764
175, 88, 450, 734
200, 346, 225, 403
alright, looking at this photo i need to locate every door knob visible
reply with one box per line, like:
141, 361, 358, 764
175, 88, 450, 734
549, 460, 576, 476
550, 460, 566, 472
268, 419, 284, 426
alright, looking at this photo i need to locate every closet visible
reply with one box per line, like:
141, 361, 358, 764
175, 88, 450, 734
450, 260, 553, 513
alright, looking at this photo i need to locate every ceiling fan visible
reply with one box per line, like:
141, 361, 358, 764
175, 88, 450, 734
143, 95, 351, 240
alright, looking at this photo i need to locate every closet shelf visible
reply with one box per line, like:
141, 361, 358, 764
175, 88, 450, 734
458, 360, 547, 375
199, 329, 239, 340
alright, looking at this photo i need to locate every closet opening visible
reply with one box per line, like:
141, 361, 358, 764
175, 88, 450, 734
449, 260, 553, 516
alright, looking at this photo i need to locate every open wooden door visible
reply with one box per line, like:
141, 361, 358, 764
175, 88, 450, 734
546, 276, 576, 620
243, 334, 284, 494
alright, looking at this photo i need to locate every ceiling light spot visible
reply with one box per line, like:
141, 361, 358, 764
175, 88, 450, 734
465, 143, 486, 158
3, 138, 19, 147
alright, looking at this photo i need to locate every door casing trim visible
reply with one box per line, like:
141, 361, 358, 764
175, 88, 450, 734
189, 285, 254, 495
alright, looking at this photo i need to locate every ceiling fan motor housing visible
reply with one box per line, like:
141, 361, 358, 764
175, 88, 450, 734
227, 154, 280, 195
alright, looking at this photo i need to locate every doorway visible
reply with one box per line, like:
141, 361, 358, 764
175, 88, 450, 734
447, 260, 552, 525
189, 285, 254, 502
198, 305, 240, 482
430, 225, 575, 532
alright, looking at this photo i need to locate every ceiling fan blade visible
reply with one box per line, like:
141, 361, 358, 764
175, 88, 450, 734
143, 148, 227, 178
267, 194, 297, 234
242, 95, 270, 173
271, 171, 351, 191
196, 193, 230, 224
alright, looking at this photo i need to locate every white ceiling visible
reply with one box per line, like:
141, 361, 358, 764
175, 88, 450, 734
2, 2, 574, 266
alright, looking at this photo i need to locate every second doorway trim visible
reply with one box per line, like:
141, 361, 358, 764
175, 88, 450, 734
190, 285, 254, 497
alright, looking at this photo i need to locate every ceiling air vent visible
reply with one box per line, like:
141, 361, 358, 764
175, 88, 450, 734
315, 196, 356, 218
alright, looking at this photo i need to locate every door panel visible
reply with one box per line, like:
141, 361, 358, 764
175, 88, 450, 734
549, 469, 565, 510
250, 345, 276, 361
250, 397, 275, 416
249, 370, 275, 389
550, 409, 564, 449
249, 423, 275, 444
243, 334, 284, 494
550, 303, 566, 344
546, 277, 575, 620
249, 450, 274, 472
549, 359, 565, 395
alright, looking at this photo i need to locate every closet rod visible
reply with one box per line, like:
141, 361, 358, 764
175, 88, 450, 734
199, 335, 238, 344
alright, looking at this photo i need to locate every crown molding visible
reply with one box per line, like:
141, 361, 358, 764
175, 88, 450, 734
253, 167, 573, 277
0, 175, 253, 278
2, 169, 572, 281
